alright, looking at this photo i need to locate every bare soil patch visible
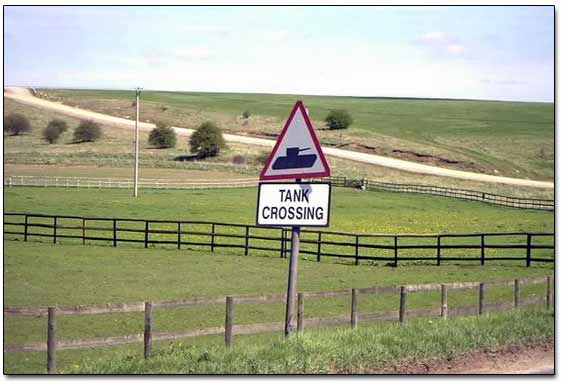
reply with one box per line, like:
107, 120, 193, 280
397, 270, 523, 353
370, 340, 554, 375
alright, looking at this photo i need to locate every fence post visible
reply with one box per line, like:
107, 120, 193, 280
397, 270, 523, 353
478, 283, 485, 315
113, 219, 117, 247
393, 236, 398, 267
211, 224, 215, 252
526, 234, 532, 267
144, 302, 153, 358
351, 289, 358, 329
441, 284, 448, 319
225, 296, 233, 348
82, 218, 86, 245
399, 286, 407, 324
53, 217, 57, 244
297, 293, 304, 333
316, 232, 322, 262
280, 229, 285, 258
546, 276, 552, 310
47, 307, 56, 374
144, 221, 149, 248
354, 236, 360, 266
244, 226, 250, 256
436, 235, 441, 266
24, 215, 29, 242
480, 235, 485, 265
514, 279, 520, 307
177, 222, 181, 250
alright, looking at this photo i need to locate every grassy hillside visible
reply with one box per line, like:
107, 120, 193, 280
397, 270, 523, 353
38, 88, 555, 180
4, 98, 554, 198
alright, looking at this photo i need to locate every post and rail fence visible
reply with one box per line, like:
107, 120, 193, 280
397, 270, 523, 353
4, 175, 554, 211
3, 275, 554, 373
4, 212, 554, 267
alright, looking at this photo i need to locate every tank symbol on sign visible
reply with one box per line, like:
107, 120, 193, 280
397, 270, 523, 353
272, 147, 317, 170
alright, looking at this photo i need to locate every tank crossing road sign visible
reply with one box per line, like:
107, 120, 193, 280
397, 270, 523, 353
256, 182, 331, 227
259, 100, 331, 181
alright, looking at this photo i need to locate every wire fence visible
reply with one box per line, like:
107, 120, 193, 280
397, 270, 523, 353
4, 175, 554, 210
4, 212, 554, 267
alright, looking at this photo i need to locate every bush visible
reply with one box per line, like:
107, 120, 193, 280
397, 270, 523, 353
256, 151, 270, 165
189, 121, 226, 159
4, 113, 31, 135
232, 154, 246, 165
325, 109, 353, 130
242, 110, 251, 119
73, 120, 102, 142
148, 122, 177, 148
43, 119, 68, 144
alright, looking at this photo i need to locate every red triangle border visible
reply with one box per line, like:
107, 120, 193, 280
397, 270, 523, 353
259, 100, 331, 181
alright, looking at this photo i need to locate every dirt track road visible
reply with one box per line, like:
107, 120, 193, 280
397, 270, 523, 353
4, 87, 553, 189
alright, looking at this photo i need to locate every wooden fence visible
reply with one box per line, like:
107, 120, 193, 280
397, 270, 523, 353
325, 176, 554, 211
4, 175, 554, 211
4, 213, 554, 267
3, 275, 553, 373
4, 175, 257, 190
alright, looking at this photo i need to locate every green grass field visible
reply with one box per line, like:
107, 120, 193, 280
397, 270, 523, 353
38, 88, 554, 180
3, 187, 554, 234
3, 241, 553, 373
64, 308, 554, 374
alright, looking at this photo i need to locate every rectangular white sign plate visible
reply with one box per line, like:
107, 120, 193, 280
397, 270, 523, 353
256, 182, 331, 227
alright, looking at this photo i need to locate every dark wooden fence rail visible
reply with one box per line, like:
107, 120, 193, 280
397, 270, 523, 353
4, 213, 554, 267
321, 176, 554, 211
4, 275, 553, 373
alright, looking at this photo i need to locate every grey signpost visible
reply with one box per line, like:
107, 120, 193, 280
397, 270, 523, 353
256, 101, 331, 337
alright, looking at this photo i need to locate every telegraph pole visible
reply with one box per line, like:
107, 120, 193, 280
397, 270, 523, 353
133, 87, 142, 197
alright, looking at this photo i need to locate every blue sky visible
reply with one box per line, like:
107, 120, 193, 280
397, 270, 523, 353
4, 6, 554, 102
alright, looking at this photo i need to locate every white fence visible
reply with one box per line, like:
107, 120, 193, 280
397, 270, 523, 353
4, 176, 259, 190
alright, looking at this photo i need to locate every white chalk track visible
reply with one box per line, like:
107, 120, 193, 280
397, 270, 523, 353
4, 87, 553, 189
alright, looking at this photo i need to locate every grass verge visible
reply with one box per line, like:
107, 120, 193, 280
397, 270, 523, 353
61, 307, 553, 374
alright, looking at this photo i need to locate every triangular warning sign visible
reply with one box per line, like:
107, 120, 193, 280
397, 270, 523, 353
260, 101, 331, 180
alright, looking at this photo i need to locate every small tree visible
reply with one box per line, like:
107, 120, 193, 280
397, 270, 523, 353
242, 110, 251, 119
4, 113, 31, 135
43, 119, 68, 144
74, 120, 102, 142
189, 121, 226, 159
148, 122, 177, 148
325, 109, 353, 130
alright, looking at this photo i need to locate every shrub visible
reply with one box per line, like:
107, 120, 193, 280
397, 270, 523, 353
325, 109, 353, 130
148, 122, 177, 148
4, 113, 31, 135
232, 154, 246, 165
256, 151, 270, 165
242, 110, 251, 119
189, 121, 226, 159
73, 120, 102, 142
161, 105, 168, 112
43, 119, 68, 144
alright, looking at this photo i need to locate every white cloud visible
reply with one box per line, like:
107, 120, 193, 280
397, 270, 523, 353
416, 31, 466, 56
447, 44, 464, 55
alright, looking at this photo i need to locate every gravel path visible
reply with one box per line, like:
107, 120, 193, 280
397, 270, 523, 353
4, 87, 553, 189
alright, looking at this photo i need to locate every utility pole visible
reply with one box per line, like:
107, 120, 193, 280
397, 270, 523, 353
134, 87, 142, 197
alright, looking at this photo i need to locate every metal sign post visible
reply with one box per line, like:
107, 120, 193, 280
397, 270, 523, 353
257, 101, 331, 338
284, 178, 301, 337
